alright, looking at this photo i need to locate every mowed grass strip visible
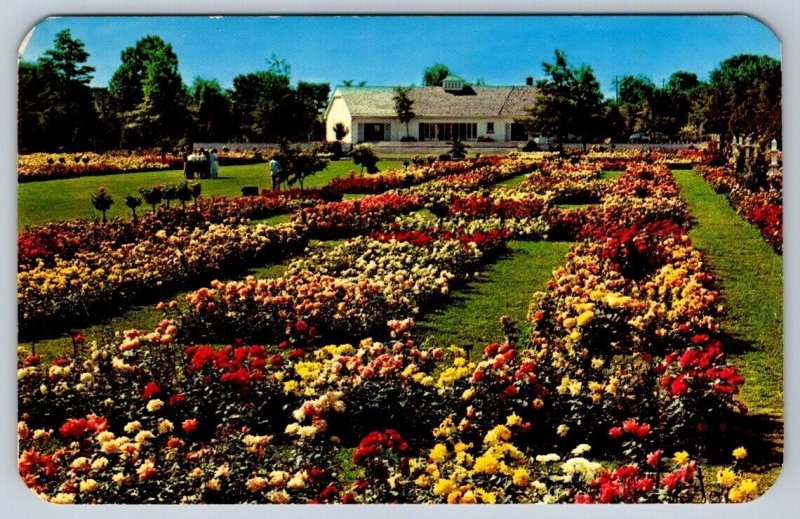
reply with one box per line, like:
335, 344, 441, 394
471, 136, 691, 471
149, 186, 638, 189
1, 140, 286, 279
414, 240, 572, 357
18, 159, 405, 229
673, 170, 783, 417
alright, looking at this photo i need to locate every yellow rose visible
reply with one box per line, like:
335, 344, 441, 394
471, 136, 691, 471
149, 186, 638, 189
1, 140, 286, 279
512, 468, 531, 487
433, 478, 457, 497
576, 310, 594, 327
79, 478, 99, 493
716, 468, 736, 488
673, 451, 690, 465
732, 447, 748, 460
429, 443, 448, 464
739, 478, 758, 497
506, 413, 522, 427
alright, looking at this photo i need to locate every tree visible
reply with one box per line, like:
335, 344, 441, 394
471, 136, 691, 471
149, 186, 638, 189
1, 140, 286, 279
692, 54, 781, 143
295, 81, 332, 140
615, 75, 657, 136
91, 188, 114, 223
572, 65, 605, 150
423, 63, 450, 86
125, 194, 142, 222
350, 145, 380, 174
40, 29, 95, 85
19, 30, 98, 151
139, 186, 164, 213
523, 50, 604, 150
229, 69, 294, 142
273, 140, 329, 189
393, 87, 416, 139
189, 78, 233, 142
448, 139, 468, 160
333, 122, 350, 141
109, 35, 189, 148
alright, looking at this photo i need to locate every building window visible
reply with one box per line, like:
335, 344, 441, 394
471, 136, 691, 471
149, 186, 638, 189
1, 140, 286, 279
486, 122, 495, 134
364, 123, 386, 141
418, 123, 478, 141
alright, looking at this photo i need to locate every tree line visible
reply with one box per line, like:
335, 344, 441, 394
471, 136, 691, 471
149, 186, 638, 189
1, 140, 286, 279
18, 31, 331, 153
519, 50, 780, 149
18, 31, 780, 153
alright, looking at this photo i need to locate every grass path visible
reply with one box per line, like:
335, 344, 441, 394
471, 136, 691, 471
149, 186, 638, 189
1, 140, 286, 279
18, 159, 405, 229
673, 170, 783, 418
414, 240, 572, 356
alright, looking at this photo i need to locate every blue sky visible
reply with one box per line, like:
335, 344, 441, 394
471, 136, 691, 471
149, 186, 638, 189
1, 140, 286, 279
19, 15, 781, 98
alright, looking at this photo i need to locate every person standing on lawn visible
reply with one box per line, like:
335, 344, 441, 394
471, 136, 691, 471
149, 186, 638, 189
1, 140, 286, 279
269, 157, 282, 190
209, 148, 220, 179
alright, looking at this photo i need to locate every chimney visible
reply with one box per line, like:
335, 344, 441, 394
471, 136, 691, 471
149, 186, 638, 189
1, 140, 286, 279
525, 77, 533, 86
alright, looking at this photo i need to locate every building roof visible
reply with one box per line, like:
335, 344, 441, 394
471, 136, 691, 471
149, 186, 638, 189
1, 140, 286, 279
328, 85, 537, 119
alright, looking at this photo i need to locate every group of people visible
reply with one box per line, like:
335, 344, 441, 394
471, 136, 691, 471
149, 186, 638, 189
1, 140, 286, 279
184, 148, 220, 180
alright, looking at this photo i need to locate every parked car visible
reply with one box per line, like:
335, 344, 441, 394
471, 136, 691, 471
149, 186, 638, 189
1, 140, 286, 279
629, 133, 650, 143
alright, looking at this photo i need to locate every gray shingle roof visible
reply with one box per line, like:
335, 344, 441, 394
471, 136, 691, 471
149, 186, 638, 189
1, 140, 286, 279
332, 86, 537, 118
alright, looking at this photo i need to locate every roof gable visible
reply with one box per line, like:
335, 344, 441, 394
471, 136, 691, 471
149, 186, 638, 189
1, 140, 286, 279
331, 86, 537, 118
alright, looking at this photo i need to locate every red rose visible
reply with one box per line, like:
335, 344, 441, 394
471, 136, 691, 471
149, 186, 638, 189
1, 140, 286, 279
182, 419, 199, 434
142, 381, 162, 400
670, 375, 689, 396
169, 393, 187, 407
608, 427, 624, 439
646, 449, 663, 467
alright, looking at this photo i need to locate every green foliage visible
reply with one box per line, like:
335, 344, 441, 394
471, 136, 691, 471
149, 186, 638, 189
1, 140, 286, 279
18, 30, 97, 152
393, 87, 416, 138
350, 145, 380, 174
448, 139, 468, 160
189, 78, 233, 142
40, 29, 95, 85
522, 50, 605, 149
695, 54, 781, 143
272, 141, 329, 189
175, 181, 193, 208
138, 185, 164, 212
91, 188, 114, 222
162, 184, 178, 208
333, 122, 350, 141
423, 63, 450, 86
124, 194, 142, 220
190, 182, 202, 204
109, 35, 189, 148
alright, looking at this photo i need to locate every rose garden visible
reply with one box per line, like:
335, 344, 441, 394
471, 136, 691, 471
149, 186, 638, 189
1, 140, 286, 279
16, 142, 783, 504
16, 21, 783, 505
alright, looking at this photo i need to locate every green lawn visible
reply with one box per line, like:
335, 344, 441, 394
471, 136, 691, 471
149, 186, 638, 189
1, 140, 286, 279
673, 170, 783, 418
490, 172, 531, 191
18, 159, 405, 229
414, 240, 572, 357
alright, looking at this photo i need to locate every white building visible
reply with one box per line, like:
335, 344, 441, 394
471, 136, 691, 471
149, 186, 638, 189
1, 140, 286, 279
324, 76, 536, 144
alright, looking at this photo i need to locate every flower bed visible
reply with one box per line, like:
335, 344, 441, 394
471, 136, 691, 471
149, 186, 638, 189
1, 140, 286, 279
18, 222, 308, 339
16, 158, 764, 504
699, 165, 782, 254
18, 149, 269, 182
325, 159, 481, 194
174, 229, 508, 345
19, 190, 337, 269
294, 193, 423, 237
19, 152, 173, 182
